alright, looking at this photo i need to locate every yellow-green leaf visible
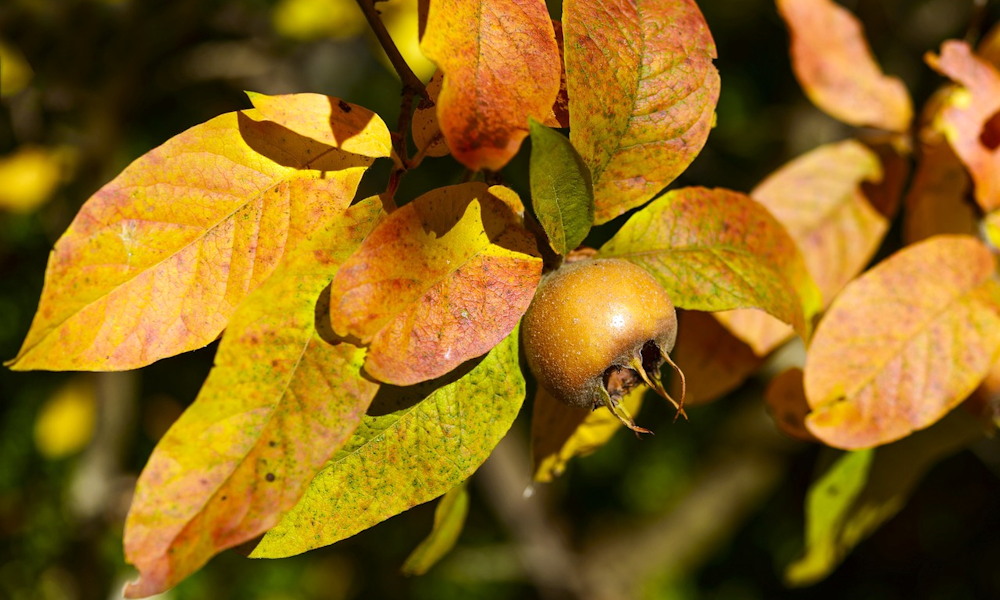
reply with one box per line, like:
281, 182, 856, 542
420, 0, 560, 171
600, 187, 821, 338
250, 328, 525, 558
777, 0, 912, 132
532, 385, 643, 482
786, 411, 986, 586
10, 97, 386, 371
786, 448, 874, 586
122, 197, 384, 598
804, 235, 1000, 449
528, 119, 593, 256
330, 183, 541, 385
715, 140, 886, 356
565, 0, 720, 224
401, 481, 469, 575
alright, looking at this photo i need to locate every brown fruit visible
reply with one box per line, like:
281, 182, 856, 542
521, 258, 686, 433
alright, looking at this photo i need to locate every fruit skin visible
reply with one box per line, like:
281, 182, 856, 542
521, 258, 678, 414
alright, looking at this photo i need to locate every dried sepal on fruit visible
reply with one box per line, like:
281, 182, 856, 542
521, 258, 686, 433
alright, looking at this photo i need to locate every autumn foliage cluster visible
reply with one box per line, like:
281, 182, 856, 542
8, 0, 1000, 596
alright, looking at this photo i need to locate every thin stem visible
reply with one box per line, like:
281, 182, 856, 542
354, 0, 428, 100
354, 0, 431, 197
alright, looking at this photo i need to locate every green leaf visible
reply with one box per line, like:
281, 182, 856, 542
401, 481, 470, 576
599, 187, 822, 338
250, 328, 525, 558
528, 119, 594, 255
786, 410, 986, 586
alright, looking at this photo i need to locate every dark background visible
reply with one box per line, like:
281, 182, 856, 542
2, 0, 999, 598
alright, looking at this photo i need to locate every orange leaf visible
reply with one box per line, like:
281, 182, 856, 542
670, 310, 763, 405
122, 196, 385, 597
752, 139, 886, 303
926, 40, 1000, 212
10, 98, 386, 371
862, 143, 909, 221
565, 0, 719, 224
711, 308, 792, 359
545, 19, 570, 129
765, 368, 817, 442
777, 0, 912, 132
804, 235, 1000, 449
715, 140, 886, 355
531, 385, 643, 482
904, 134, 976, 244
330, 183, 542, 385
420, 0, 560, 171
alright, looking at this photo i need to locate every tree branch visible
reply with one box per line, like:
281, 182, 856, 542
354, 0, 428, 99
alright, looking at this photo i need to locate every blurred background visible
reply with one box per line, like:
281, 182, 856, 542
2, 0, 1000, 598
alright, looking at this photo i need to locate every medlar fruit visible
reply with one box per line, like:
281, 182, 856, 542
521, 258, 686, 433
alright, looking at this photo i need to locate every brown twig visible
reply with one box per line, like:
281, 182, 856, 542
354, 0, 431, 196
966, 0, 990, 45
477, 428, 592, 600
578, 401, 798, 599
354, 0, 428, 100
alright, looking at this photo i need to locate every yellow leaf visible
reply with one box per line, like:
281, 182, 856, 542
0, 146, 66, 213
10, 96, 387, 371
123, 196, 385, 598
670, 310, 763, 405
272, 0, 367, 41
0, 39, 33, 97
376, 0, 436, 82
34, 377, 97, 459
532, 386, 643, 482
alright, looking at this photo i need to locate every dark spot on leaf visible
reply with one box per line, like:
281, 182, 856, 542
981, 109, 1000, 150
338, 100, 352, 113
268, 440, 277, 447
221, 495, 228, 501
266, 473, 276, 482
